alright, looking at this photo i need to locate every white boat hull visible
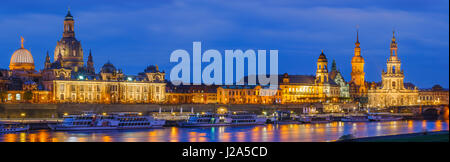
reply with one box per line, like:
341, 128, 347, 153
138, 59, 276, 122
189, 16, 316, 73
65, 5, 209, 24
0, 126, 29, 133
179, 122, 266, 127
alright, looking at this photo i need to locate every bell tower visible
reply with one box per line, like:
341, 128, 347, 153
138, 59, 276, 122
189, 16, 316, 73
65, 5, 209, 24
351, 30, 365, 87
381, 31, 405, 90
63, 8, 75, 38
316, 50, 329, 84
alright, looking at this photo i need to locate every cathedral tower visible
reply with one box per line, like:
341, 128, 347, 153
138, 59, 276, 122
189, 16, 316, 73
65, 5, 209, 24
351, 30, 365, 87
381, 31, 405, 90
316, 50, 329, 84
54, 8, 84, 72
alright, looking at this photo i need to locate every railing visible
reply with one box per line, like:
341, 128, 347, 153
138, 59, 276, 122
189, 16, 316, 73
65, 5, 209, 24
0, 118, 63, 123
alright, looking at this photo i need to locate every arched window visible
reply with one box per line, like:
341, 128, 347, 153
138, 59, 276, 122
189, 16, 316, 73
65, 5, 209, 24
392, 81, 396, 89
392, 66, 396, 73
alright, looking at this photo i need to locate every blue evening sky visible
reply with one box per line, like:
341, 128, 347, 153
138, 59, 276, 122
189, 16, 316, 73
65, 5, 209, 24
0, 0, 448, 88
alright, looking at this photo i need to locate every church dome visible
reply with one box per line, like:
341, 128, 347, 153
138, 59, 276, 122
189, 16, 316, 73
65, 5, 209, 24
101, 61, 116, 73
9, 37, 35, 71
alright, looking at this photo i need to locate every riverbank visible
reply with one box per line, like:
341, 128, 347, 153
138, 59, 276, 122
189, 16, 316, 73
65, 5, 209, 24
339, 130, 449, 142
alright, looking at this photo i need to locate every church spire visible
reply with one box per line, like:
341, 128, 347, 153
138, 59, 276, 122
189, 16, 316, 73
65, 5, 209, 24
331, 59, 337, 72
87, 49, 95, 74
44, 51, 51, 69
355, 29, 360, 47
390, 30, 398, 57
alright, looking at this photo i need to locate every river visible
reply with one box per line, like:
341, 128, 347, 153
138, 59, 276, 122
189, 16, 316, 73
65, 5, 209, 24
0, 120, 448, 142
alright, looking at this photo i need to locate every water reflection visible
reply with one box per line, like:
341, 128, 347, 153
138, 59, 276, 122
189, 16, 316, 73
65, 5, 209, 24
0, 120, 448, 142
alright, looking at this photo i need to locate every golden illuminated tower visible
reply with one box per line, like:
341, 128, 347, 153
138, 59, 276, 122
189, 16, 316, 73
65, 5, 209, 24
351, 30, 365, 86
350, 30, 366, 96
316, 50, 329, 84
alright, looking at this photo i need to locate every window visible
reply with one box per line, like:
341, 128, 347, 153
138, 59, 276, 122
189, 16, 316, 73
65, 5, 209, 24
392, 81, 396, 89
60, 94, 64, 100
7, 94, 12, 100
60, 84, 65, 91
16, 94, 21, 101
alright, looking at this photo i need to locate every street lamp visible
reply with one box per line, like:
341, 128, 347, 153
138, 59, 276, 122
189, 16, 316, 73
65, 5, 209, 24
20, 113, 26, 123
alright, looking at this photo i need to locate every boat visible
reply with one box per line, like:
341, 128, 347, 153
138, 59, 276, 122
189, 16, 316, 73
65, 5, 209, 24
298, 115, 313, 123
310, 116, 332, 123
178, 111, 266, 127
341, 115, 369, 122
48, 112, 165, 131
367, 113, 403, 121
0, 122, 30, 133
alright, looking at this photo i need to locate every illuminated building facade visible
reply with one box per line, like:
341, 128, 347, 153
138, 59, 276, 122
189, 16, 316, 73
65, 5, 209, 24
367, 32, 419, 108
166, 84, 218, 104
279, 51, 340, 104
217, 85, 281, 104
419, 85, 449, 106
47, 64, 166, 104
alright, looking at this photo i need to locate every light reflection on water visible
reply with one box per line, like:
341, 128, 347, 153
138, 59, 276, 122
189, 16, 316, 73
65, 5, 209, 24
0, 120, 448, 142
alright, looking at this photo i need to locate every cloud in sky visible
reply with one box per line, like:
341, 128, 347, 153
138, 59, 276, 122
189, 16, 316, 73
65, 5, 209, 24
0, 0, 448, 88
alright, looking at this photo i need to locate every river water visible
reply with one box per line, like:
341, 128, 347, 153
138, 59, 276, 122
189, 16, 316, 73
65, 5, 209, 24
0, 120, 448, 142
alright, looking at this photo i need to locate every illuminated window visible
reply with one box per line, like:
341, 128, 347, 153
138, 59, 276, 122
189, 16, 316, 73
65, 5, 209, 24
16, 94, 21, 101
60, 84, 65, 91
7, 94, 12, 100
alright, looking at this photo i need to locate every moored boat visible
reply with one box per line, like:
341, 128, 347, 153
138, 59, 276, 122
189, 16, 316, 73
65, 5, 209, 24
48, 112, 165, 131
0, 122, 30, 133
367, 113, 403, 121
310, 116, 332, 123
341, 115, 369, 122
178, 111, 266, 127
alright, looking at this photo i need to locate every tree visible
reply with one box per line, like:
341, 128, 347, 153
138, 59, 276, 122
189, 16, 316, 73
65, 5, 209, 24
23, 90, 33, 103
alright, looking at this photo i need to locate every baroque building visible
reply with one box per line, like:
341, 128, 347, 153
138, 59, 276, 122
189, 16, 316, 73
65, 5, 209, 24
217, 85, 281, 104
48, 63, 166, 104
367, 32, 419, 108
279, 51, 340, 104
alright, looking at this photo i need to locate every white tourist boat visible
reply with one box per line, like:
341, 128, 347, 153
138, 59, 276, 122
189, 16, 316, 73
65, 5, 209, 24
0, 122, 30, 133
178, 111, 266, 127
48, 112, 165, 131
367, 113, 403, 121
299, 115, 332, 123
341, 115, 369, 122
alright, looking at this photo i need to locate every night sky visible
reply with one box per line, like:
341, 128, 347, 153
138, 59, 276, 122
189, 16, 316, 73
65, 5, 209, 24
0, 0, 448, 88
